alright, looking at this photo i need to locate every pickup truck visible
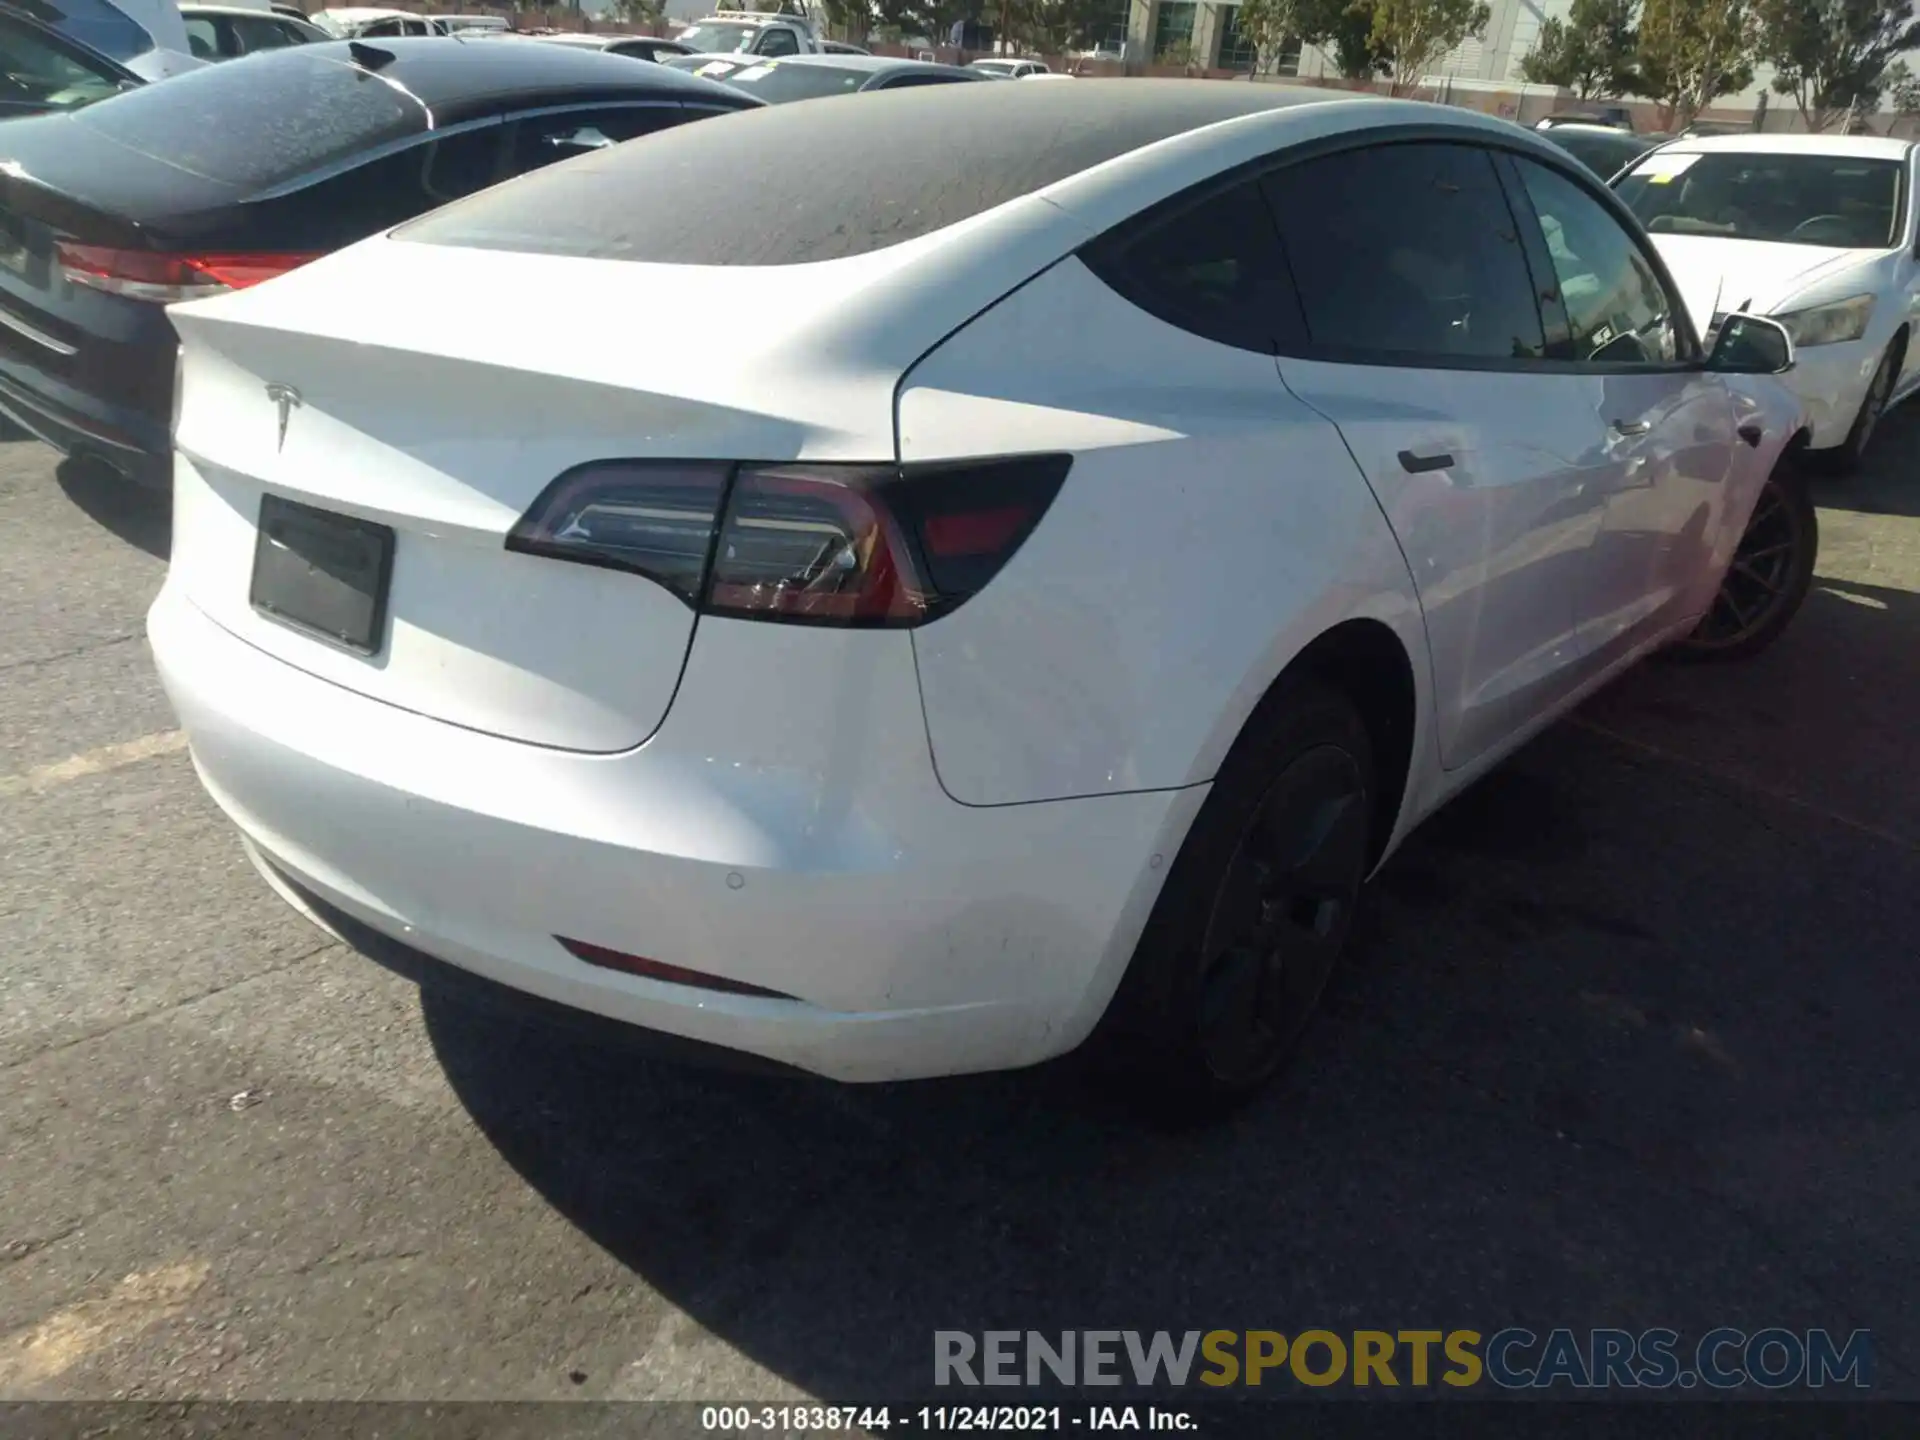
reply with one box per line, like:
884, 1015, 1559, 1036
673, 8, 822, 57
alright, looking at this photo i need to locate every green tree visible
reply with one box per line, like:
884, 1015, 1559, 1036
1371, 0, 1490, 92
1891, 54, 1920, 111
1233, 0, 1306, 71
1234, 0, 1393, 79
1021, 0, 1116, 52
607, 0, 664, 22
818, 0, 873, 41
1637, 0, 1757, 125
1518, 0, 1641, 97
1754, 0, 1920, 131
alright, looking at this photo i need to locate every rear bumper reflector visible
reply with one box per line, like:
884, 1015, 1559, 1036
557, 936, 798, 1001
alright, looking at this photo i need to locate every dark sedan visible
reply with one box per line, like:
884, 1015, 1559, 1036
532, 31, 693, 62
1538, 121, 1670, 182
662, 51, 985, 102
0, 37, 759, 486
0, 1, 140, 117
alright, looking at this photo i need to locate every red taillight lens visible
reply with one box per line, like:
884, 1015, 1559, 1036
506, 454, 1070, 627
707, 455, 1071, 628
706, 464, 927, 625
56, 243, 321, 303
505, 460, 729, 604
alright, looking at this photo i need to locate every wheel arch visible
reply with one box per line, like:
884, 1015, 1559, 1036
1234, 617, 1419, 872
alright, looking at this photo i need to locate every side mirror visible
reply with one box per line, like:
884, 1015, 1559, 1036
1706, 313, 1795, 375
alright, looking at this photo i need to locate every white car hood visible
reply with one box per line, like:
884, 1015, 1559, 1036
1649, 235, 1884, 332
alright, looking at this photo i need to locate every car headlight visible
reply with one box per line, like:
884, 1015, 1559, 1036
1773, 294, 1875, 347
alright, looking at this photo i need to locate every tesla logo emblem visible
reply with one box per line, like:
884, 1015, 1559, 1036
266, 382, 302, 451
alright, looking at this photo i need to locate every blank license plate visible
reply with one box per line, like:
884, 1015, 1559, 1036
250, 495, 395, 655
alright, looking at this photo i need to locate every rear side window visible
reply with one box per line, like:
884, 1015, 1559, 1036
505, 105, 685, 172
233, 14, 301, 50
23, 0, 153, 62
238, 125, 504, 249
0, 12, 130, 109
182, 15, 222, 58
756, 27, 798, 56
1265, 142, 1548, 363
72, 51, 423, 191
1080, 178, 1303, 355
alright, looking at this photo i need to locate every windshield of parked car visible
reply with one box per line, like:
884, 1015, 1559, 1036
1617, 151, 1904, 248
674, 21, 757, 52
715, 59, 863, 101
0, 11, 133, 108
70, 48, 424, 189
11, 0, 154, 61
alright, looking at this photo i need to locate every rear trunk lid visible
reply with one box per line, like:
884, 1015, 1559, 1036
0, 116, 238, 406
167, 234, 915, 753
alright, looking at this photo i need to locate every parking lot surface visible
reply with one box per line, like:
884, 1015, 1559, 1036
2, 420, 1917, 1402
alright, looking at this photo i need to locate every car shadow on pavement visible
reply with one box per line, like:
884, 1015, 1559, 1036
417, 561, 1920, 1402
55, 454, 171, 560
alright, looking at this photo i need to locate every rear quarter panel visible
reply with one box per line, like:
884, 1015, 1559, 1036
897, 255, 1432, 811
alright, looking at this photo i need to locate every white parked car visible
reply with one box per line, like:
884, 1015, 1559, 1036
309, 7, 446, 37
1617, 133, 1919, 469
152, 83, 1809, 1112
969, 56, 1049, 79
179, 3, 326, 59
672, 8, 820, 56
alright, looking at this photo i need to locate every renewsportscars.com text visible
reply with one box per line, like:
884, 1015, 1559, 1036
934, 1328, 1872, 1391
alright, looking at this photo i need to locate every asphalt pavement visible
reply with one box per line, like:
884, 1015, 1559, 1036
2, 417, 1917, 1406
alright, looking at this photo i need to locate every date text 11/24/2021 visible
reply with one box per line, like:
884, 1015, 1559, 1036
701, 1406, 1197, 1432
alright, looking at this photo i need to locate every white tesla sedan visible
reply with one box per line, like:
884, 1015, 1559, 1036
151, 82, 1810, 1111
1616, 133, 1920, 470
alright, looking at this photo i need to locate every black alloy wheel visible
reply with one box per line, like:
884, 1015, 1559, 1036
1676, 461, 1818, 662
1096, 677, 1376, 1116
1195, 745, 1369, 1089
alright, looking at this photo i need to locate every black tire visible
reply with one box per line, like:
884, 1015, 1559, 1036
1093, 676, 1375, 1119
1814, 336, 1900, 474
1671, 458, 1818, 663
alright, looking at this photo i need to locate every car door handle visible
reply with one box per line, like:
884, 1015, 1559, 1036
1397, 449, 1455, 473
1609, 419, 1652, 436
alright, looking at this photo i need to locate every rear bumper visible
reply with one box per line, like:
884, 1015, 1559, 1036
148, 582, 1203, 1082
0, 351, 171, 483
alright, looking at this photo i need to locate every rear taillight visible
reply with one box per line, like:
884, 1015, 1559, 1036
507, 455, 1070, 628
706, 465, 924, 625
504, 461, 728, 603
56, 244, 320, 303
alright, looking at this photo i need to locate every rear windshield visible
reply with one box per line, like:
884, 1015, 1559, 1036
397, 81, 1332, 267
72, 49, 424, 190
1618, 151, 1905, 248
13, 0, 153, 61
716, 60, 864, 103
